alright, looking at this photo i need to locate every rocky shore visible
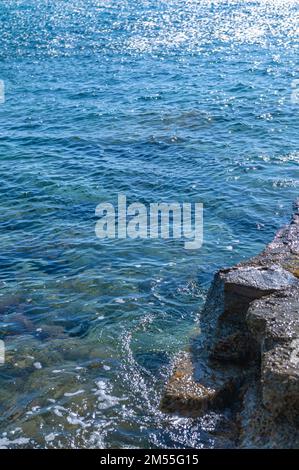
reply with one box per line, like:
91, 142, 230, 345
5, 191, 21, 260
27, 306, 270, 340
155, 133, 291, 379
161, 200, 299, 448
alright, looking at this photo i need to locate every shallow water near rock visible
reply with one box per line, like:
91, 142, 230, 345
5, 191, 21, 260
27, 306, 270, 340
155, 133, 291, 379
0, 0, 298, 448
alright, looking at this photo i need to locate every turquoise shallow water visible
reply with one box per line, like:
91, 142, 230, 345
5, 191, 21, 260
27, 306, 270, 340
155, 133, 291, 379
0, 0, 298, 448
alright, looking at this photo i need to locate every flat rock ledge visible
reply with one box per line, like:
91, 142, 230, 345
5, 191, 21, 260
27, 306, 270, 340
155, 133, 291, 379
161, 200, 299, 448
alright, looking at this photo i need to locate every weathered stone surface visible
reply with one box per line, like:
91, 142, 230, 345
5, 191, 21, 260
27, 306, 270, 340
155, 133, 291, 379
246, 287, 299, 421
195, 264, 298, 365
223, 265, 298, 309
262, 340, 299, 419
247, 287, 299, 345
162, 199, 299, 447
239, 382, 299, 448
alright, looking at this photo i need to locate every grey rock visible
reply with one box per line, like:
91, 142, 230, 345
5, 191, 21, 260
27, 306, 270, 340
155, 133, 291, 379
247, 287, 299, 345
262, 340, 299, 419
162, 199, 299, 447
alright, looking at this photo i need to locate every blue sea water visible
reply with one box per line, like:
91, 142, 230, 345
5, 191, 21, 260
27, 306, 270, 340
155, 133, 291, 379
0, 0, 298, 448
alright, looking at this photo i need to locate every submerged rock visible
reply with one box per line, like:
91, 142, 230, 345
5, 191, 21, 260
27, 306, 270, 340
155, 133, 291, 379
161, 352, 242, 417
162, 199, 299, 448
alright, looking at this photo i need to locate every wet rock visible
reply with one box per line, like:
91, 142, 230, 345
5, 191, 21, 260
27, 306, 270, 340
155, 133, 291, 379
162, 354, 210, 415
210, 331, 253, 364
262, 340, 299, 420
162, 199, 299, 447
161, 352, 242, 417
34, 324, 66, 340
161, 353, 216, 416
240, 199, 299, 273
222, 265, 298, 312
66, 321, 90, 338
246, 287, 299, 421
86, 359, 103, 370
247, 287, 299, 345
239, 382, 299, 449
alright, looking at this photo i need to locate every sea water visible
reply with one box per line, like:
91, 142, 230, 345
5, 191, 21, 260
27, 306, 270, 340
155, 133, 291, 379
0, 0, 298, 448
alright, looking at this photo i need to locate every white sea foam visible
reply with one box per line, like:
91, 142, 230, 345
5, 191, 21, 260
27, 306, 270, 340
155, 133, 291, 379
64, 389, 84, 397
94, 380, 121, 409
0, 437, 30, 449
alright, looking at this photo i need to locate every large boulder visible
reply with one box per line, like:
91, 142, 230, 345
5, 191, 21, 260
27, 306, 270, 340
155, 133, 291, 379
161, 200, 299, 447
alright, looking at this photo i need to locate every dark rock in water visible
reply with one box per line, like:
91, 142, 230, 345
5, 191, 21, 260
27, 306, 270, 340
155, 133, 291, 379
135, 351, 170, 375
161, 199, 299, 448
65, 321, 90, 338
161, 352, 243, 417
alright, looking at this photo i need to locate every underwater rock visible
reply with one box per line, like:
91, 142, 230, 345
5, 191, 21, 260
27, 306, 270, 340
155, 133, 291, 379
161, 352, 242, 417
66, 320, 90, 338
161, 353, 216, 416
162, 199, 299, 448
